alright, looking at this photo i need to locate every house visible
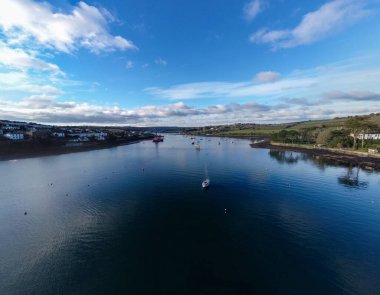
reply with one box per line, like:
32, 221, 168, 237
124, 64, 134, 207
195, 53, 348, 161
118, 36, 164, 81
368, 148, 378, 154
53, 132, 65, 138
3, 125, 18, 131
4, 133, 25, 140
351, 133, 380, 140
96, 135, 106, 141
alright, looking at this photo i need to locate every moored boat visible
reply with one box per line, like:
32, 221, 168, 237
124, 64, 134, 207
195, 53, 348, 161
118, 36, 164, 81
152, 135, 164, 143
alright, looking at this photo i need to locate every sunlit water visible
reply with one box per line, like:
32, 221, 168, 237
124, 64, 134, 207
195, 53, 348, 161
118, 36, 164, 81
1, 135, 379, 294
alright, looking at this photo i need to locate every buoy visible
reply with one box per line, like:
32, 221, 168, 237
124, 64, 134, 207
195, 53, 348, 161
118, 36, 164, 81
24, 211, 27, 215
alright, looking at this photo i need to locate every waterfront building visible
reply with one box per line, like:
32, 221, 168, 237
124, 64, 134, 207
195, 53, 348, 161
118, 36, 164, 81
4, 133, 25, 140
351, 133, 380, 140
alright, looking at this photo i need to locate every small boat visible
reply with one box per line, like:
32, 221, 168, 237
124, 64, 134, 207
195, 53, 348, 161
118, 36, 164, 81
195, 143, 200, 150
202, 164, 210, 189
152, 135, 164, 143
202, 178, 210, 188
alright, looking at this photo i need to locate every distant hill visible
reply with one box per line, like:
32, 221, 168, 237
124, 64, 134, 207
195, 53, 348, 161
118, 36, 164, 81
186, 113, 380, 137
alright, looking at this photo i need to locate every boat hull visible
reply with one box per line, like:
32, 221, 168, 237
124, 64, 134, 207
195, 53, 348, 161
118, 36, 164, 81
202, 179, 210, 188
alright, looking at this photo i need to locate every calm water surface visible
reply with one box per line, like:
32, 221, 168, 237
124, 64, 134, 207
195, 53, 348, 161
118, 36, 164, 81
1, 135, 380, 294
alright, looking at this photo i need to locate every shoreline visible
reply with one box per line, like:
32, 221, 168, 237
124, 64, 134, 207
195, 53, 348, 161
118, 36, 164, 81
0, 137, 152, 162
251, 141, 380, 171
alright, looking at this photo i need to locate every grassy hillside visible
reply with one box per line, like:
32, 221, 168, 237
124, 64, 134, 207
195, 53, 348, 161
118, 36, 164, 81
187, 114, 380, 137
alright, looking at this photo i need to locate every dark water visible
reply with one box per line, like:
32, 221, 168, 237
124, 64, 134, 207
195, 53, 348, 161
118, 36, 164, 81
1, 135, 380, 295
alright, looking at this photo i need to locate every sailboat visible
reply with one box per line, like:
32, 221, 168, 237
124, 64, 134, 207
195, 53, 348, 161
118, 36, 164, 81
202, 165, 210, 189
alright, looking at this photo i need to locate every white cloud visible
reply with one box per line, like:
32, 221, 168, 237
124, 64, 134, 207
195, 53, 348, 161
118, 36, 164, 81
0, 41, 63, 75
126, 60, 134, 69
155, 57, 167, 66
250, 0, 371, 48
0, 71, 63, 95
145, 78, 316, 100
255, 71, 281, 82
243, 0, 265, 22
0, 0, 137, 53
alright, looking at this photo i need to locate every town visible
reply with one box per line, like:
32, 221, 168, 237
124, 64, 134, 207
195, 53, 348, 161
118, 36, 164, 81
0, 120, 156, 159
0, 120, 156, 143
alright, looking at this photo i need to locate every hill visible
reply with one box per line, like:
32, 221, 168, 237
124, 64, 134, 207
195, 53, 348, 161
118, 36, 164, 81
186, 113, 380, 137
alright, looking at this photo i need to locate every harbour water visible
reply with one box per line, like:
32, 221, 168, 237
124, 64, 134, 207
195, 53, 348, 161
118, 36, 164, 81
0, 135, 379, 294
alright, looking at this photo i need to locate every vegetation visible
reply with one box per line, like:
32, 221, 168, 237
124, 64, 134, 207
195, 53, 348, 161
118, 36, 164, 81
185, 113, 380, 151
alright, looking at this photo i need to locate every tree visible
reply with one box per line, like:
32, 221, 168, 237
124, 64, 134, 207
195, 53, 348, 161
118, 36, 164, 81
316, 129, 332, 145
299, 128, 315, 144
345, 117, 365, 149
287, 130, 300, 144
277, 130, 288, 143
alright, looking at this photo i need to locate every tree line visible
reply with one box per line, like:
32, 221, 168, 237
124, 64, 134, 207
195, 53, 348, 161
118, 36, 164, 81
272, 116, 380, 150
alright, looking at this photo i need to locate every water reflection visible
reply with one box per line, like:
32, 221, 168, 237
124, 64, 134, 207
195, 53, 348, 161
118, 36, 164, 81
268, 149, 370, 189
268, 150, 305, 164
338, 166, 368, 189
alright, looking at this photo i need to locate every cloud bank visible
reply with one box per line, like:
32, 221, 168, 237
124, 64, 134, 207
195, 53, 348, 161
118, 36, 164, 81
1, 88, 379, 126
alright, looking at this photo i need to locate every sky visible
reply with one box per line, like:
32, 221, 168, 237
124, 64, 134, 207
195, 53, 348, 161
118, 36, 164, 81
0, 0, 380, 126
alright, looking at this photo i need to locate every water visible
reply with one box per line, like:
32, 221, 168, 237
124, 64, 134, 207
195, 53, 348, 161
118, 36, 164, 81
0, 135, 379, 294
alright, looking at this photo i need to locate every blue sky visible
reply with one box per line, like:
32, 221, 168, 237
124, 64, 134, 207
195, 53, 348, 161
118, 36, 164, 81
0, 0, 380, 126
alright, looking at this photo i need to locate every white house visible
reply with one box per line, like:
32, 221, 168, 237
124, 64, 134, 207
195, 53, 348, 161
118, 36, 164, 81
351, 133, 380, 140
4, 133, 24, 140
53, 132, 65, 138
3, 125, 18, 131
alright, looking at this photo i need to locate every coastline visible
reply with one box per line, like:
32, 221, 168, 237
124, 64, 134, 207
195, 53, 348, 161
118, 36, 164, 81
0, 137, 153, 161
251, 141, 380, 171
